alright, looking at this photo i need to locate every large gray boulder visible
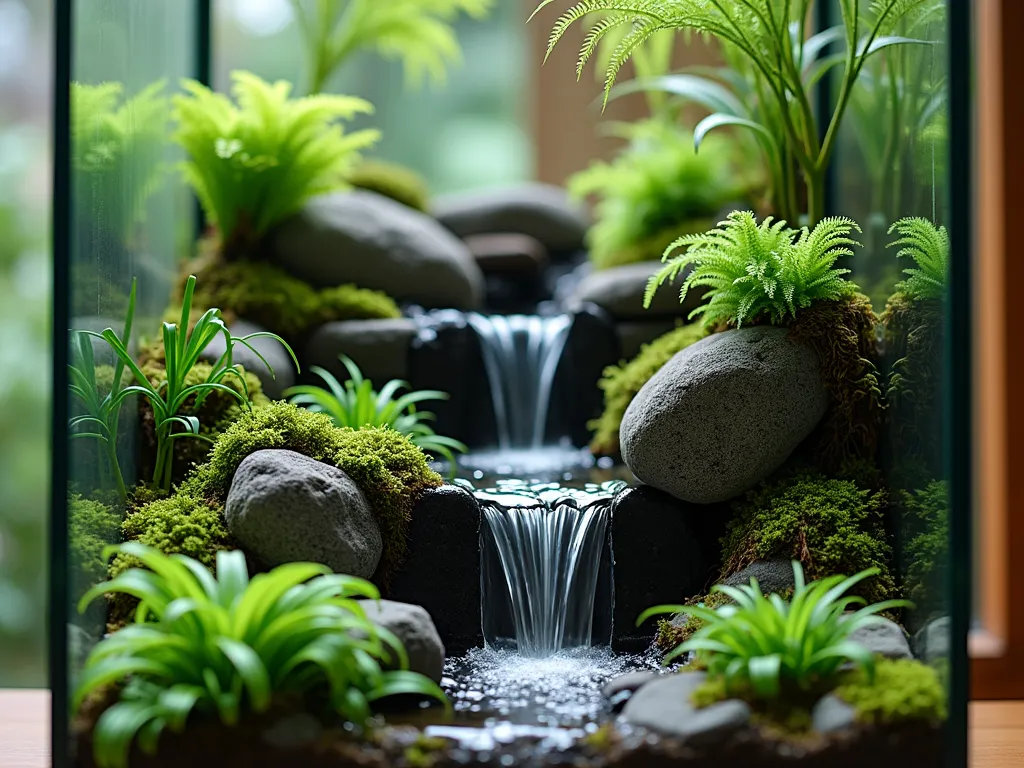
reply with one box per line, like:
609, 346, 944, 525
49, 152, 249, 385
567, 261, 700, 320
272, 191, 484, 310
622, 672, 751, 745
360, 600, 445, 683
199, 318, 297, 400
620, 326, 829, 504
225, 450, 382, 578
432, 183, 589, 257
305, 318, 418, 383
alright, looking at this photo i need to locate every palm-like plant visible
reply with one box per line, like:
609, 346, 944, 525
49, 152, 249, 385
75, 543, 449, 768
172, 71, 379, 258
532, 0, 935, 226
645, 211, 862, 328
285, 356, 467, 465
290, 0, 493, 95
638, 561, 911, 700
886, 217, 948, 301
94, 275, 299, 492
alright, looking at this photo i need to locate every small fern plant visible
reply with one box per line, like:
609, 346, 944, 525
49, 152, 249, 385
172, 71, 379, 259
290, 0, 493, 94
645, 211, 862, 328
887, 217, 948, 302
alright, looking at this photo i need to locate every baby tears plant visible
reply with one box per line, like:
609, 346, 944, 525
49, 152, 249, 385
638, 561, 911, 701
534, 0, 935, 226
290, 0, 493, 94
285, 355, 467, 465
172, 71, 379, 258
887, 217, 948, 302
75, 543, 449, 768
96, 275, 298, 493
645, 211, 862, 328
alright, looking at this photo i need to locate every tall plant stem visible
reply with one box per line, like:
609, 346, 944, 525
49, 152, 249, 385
805, 168, 826, 228
105, 439, 128, 503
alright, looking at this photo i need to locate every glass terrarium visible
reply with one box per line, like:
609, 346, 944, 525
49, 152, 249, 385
52, 1, 971, 766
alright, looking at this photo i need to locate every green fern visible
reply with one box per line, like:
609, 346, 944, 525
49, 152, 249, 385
172, 71, 379, 258
645, 211, 862, 328
291, 0, 493, 94
886, 217, 948, 302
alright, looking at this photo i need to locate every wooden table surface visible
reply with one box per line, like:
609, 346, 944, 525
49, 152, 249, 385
1, 690, 1021, 766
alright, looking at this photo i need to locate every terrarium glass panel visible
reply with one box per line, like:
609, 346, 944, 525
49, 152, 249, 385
55, 1, 968, 767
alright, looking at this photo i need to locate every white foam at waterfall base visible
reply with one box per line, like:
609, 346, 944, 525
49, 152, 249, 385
443, 646, 665, 727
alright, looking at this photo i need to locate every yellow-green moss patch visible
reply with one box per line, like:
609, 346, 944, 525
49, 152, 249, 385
348, 159, 430, 212
836, 658, 947, 725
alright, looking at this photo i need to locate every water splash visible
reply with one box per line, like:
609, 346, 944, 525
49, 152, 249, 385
467, 313, 572, 450
477, 480, 623, 657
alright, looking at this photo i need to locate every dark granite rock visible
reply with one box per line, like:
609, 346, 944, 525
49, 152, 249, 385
388, 485, 483, 655
567, 261, 700, 320
432, 183, 589, 259
199, 318, 298, 400
360, 600, 445, 683
224, 450, 381, 578
305, 318, 418, 383
621, 672, 752, 744
723, 560, 797, 594
272, 190, 484, 309
620, 326, 829, 503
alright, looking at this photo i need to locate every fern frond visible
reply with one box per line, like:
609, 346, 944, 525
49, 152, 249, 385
886, 217, 948, 301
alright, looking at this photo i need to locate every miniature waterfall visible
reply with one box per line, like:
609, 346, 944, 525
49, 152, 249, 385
466, 313, 572, 450
477, 481, 622, 657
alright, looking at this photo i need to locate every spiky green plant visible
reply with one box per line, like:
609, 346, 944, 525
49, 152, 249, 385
568, 119, 750, 269
644, 211, 862, 328
533, 0, 935, 225
172, 71, 379, 258
290, 0, 494, 94
638, 561, 911, 700
75, 543, 449, 768
95, 275, 299, 492
886, 217, 948, 302
285, 356, 467, 465
71, 81, 169, 243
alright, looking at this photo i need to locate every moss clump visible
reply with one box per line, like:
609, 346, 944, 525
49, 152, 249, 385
836, 658, 947, 724
900, 480, 949, 621
347, 159, 430, 212
69, 495, 121, 604
788, 295, 882, 471
589, 323, 707, 456
181, 401, 443, 583
181, 248, 400, 338
402, 734, 449, 767
722, 471, 896, 605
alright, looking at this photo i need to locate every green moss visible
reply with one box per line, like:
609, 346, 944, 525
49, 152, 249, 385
653, 591, 731, 654
788, 295, 882, 471
836, 658, 947, 724
182, 401, 443, 584
579, 722, 620, 752
69, 495, 121, 604
589, 323, 707, 456
347, 159, 430, 212
722, 471, 896, 605
402, 734, 449, 767
181, 248, 400, 338
691, 676, 813, 733
900, 480, 949, 621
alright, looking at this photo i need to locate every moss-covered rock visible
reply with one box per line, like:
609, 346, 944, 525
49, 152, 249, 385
835, 658, 947, 724
347, 159, 430, 213
69, 495, 121, 604
900, 480, 949, 622
589, 323, 707, 456
653, 591, 732, 653
721, 471, 896, 605
179, 248, 401, 339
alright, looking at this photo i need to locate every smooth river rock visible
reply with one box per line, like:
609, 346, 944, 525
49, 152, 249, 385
567, 261, 701, 320
360, 599, 446, 683
225, 450, 382, 578
305, 317, 418, 383
620, 326, 829, 504
622, 672, 751, 745
272, 190, 484, 310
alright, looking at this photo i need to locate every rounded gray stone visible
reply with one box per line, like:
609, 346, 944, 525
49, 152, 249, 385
847, 616, 912, 660
225, 449, 381, 578
567, 261, 700, 320
305, 318, 418, 383
272, 190, 484, 309
360, 599, 446, 683
432, 183, 589, 256
199, 318, 297, 400
621, 672, 751, 745
620, 326, 829, 504
723, 560, 797, 595
913, 616, 950, 663
812, 693, 857, 735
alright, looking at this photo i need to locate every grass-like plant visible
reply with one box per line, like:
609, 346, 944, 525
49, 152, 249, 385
94, 275, 298, 492
886, 217, 948, 302
638, 561, 911, 700
290, 0, 493, 94
533, 0, 934, 226
285, 356, 467, 465
75, 543, 449, 768
172, 71, 379, 258
645, 211, 862, 328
